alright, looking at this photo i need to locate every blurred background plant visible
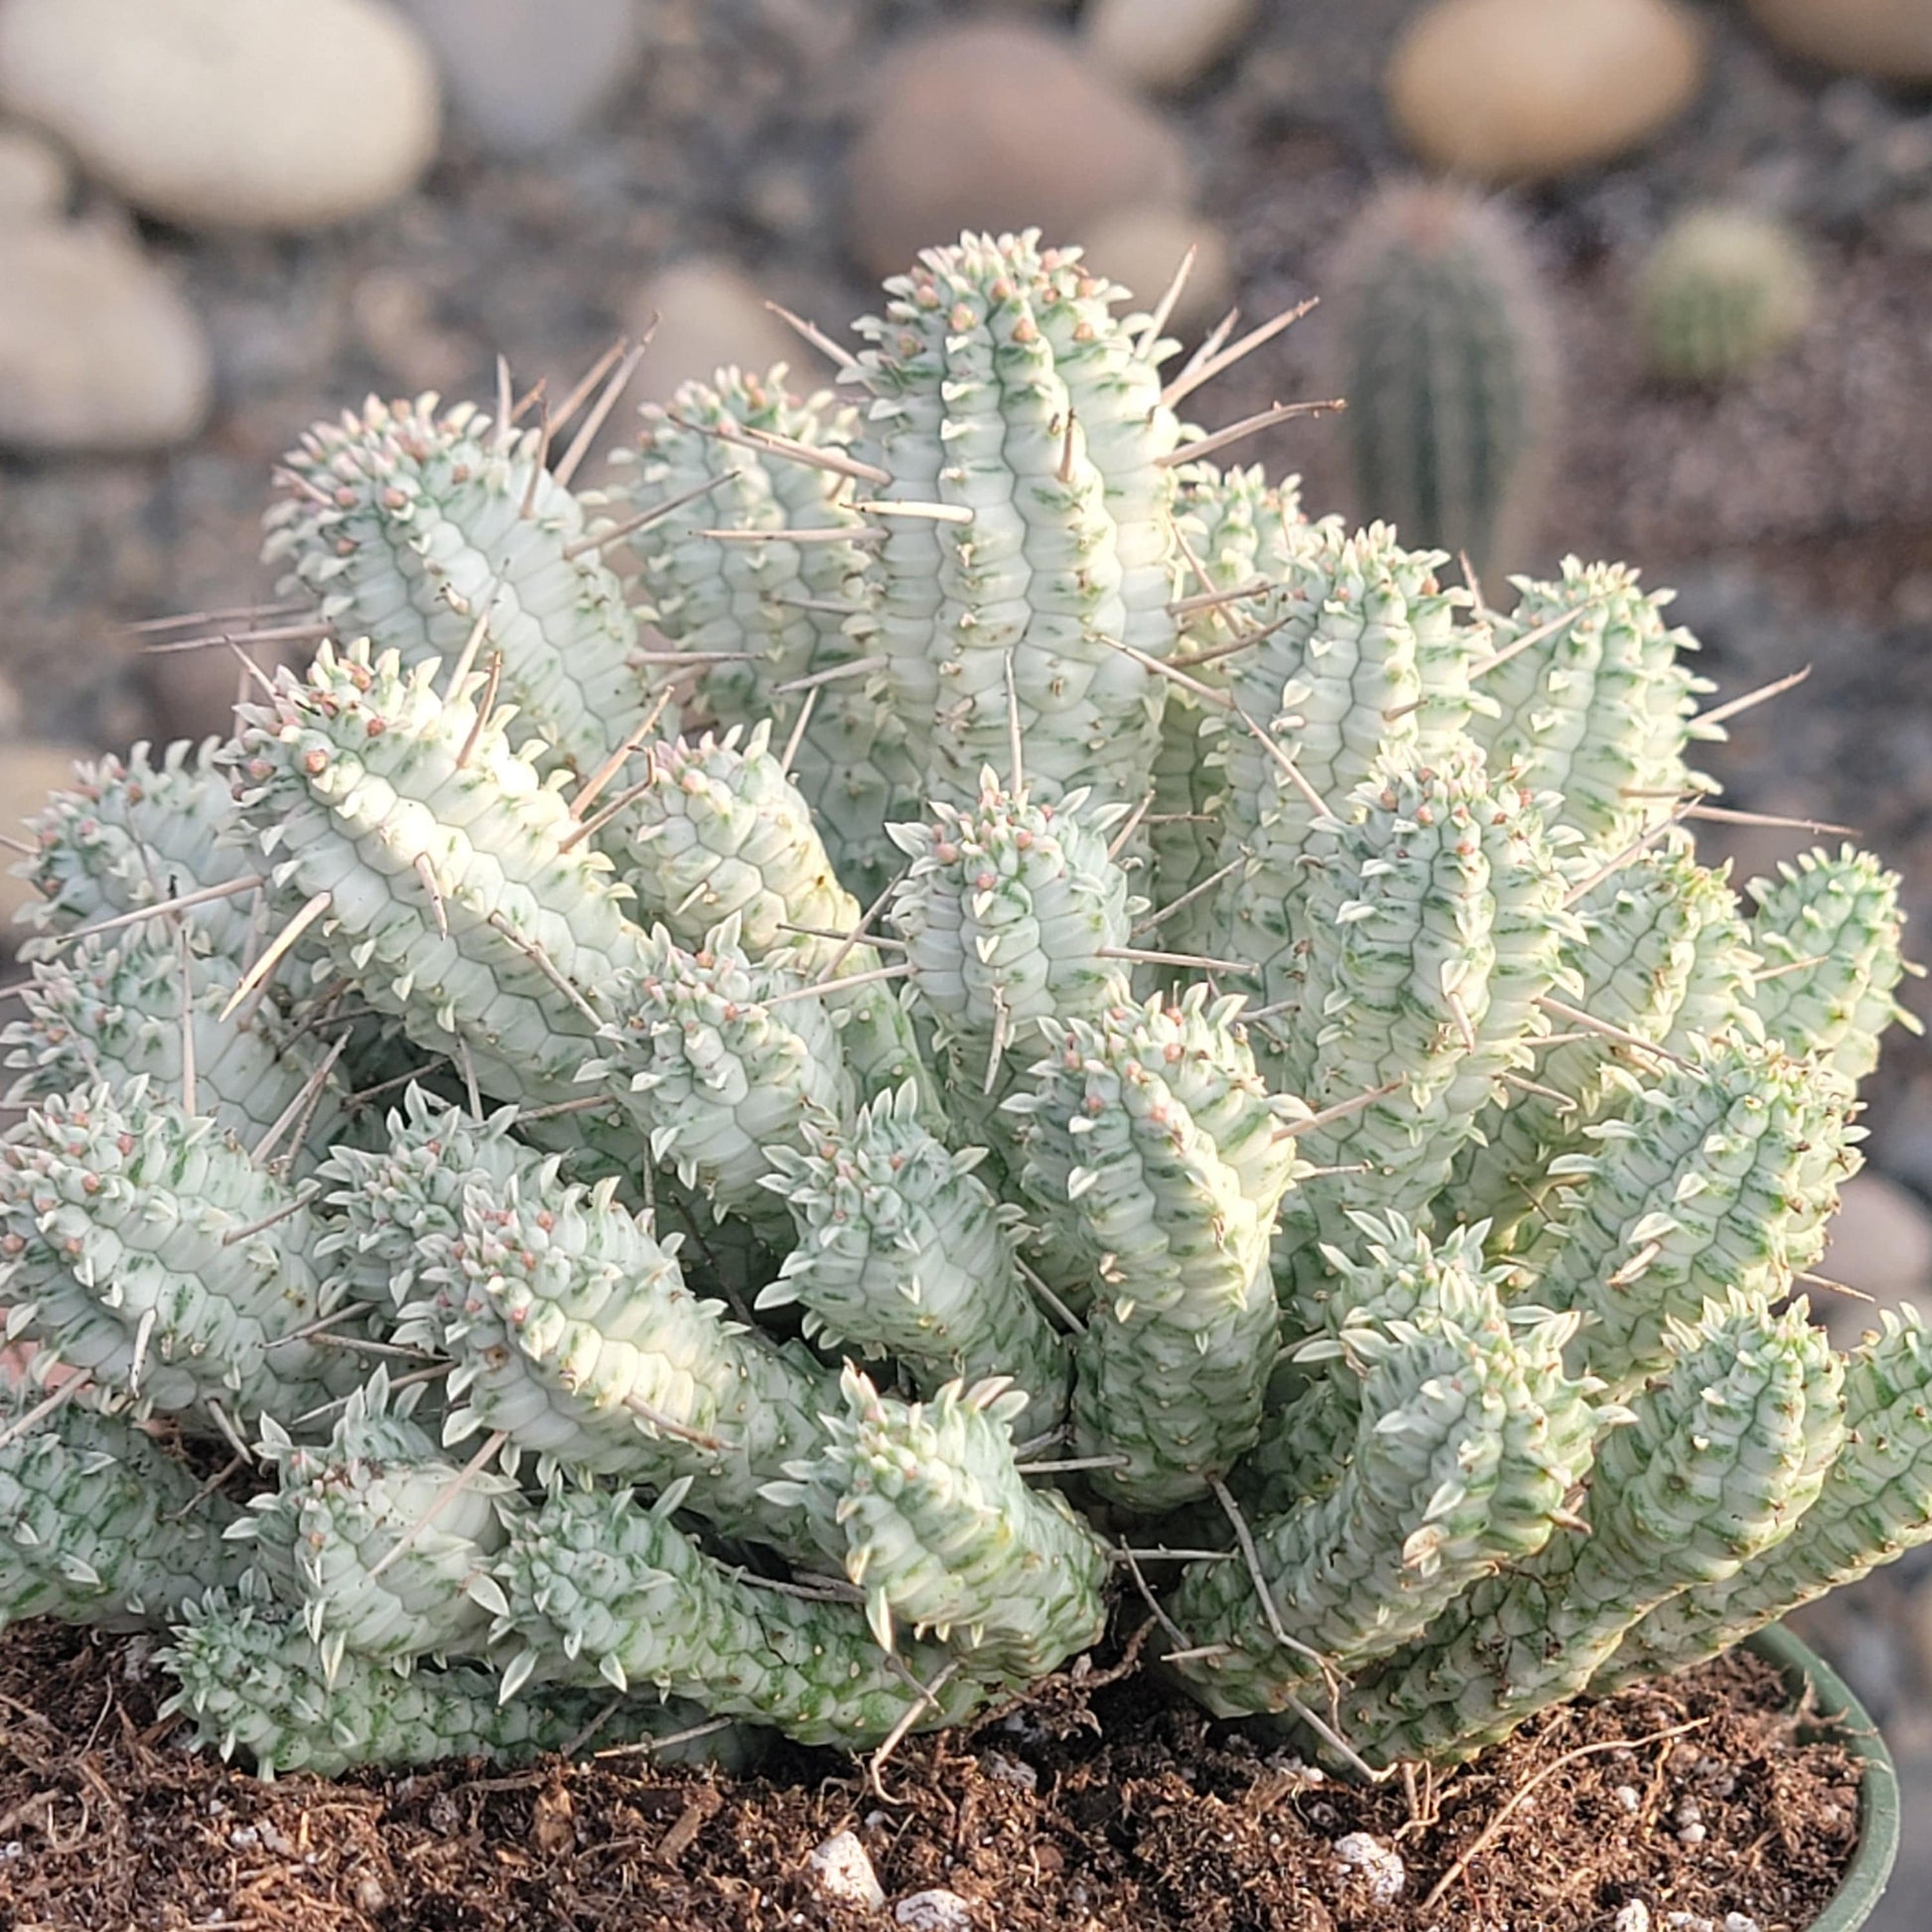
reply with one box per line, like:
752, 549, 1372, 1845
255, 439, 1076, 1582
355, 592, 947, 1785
0, 0, 1931, 1918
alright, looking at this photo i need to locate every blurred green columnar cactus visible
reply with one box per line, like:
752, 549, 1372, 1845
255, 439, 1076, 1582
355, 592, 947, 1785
1324, 182, 1558, 573
0, 230, 1921, 1785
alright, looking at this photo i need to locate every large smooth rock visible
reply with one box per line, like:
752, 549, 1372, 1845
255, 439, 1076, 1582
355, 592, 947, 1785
0, 122, 67, 223
628, 257, 827, 404
1082, 0, 1258, 93
845, 21, 1192, 279
397, 0, 641, 155
0, 0, 441, 231
1387, 0, 1706, 184
0, 224, 211, 452
1747, 0, 1932, 82
1080, 206, 1233, 335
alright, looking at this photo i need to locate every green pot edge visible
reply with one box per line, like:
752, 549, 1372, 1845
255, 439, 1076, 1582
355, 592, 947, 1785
1743, 1623, 1900, 1930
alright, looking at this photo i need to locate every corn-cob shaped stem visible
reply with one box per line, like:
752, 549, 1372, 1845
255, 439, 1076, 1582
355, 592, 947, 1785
1468, 558, 1714, 856
265, 393, 659, 777
776, 1366, 1110, 1678
230, 641, 648, 1112
1272, 752, 1577, 1313
4, 925, 350, 1170
620, 724, 933, 1114
1598, 1308, 1932, 1688
1514, 1036, 1858, 1396
0, 1081, 354, 1426
18, 741, 264, 960
1171, 1285, 1597, 1718
1008, 995, 1307, 1509
852, 231, 1180, 808
0, 1387, 249, 1631
493, 1483, 986, 1745
1341, 1292, 1843, 1766
1746, 846, 1919, 1085
161, 1584, 738, 1778
589, 921, 854, 1239
413, 1176, 838, 1561
231, 1371, 516, 1681
759, 1081, 1069, 1439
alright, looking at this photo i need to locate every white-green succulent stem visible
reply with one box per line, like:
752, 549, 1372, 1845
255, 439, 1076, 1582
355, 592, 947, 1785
599, 365, 913, 896
161, 1584, 739, 1778
587, 921, 854, 1239
0, 1386, 250, 1631
1171, 1284, 1598, 1720
1008, 994, 1308, 1510
759, 1081, 1068, 1439
1746, 845, 1919, 1085
317, 1085, 556, 1311
619, 724, 935, 1117
1272, 751, 1578, 1314
773, 1365, 1109, 1679
494, 1483, 987, 1746
17, 739, 263, 961
0, 1079, 355, 1425
264, 392, 660, 777
1513, 1035, 1859, 1397
4, 925, 351, 1172
415, 1176, 839, 1561
1154, 463, 1315, 936
1599, 1308, 1932, 1688
1341, 1292, 1841, 1766
1242, 1214, 1530, 1517
1454, 832, 1757, 1240
1197, 522, 1487, 1007
1468, 557, 1715, 856
851, 230, 1180, 807
233, 1369, 517, 1681
887, 772, 1139, 1131
231, 640, 648, 1110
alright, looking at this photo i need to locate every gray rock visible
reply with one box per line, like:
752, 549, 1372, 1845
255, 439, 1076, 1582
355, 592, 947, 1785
845, 20, 1192, 280
0, 0, 441, 231
1083, 0, 1258, 94
896, 1889, 975, 1931
397, 0, 641, 156
0, 121, 67, 223
0, 223, 211, 452
627, 257, 826, 404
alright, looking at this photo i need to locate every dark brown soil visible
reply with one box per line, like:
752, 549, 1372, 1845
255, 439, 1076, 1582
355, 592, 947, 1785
0, 1616, 1862, 1932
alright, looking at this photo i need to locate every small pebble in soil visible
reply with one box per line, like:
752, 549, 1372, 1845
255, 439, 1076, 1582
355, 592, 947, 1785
807, 1829, 886, 1912
982, 1750, 1038, 1792
1332, 1830, 1406, 1902
895, 1889, 975, 1931
1615, 1783, 1643, 1813
1615, 1903, 1652, 1932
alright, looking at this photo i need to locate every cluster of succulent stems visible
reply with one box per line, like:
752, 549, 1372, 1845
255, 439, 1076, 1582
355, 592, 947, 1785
0, 230, 1923, 1789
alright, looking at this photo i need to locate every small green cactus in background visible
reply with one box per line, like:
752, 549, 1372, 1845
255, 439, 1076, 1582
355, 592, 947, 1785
1637, 206, 1816, 384
0, 229, 1921, 1789
1324, 181, 1557, 572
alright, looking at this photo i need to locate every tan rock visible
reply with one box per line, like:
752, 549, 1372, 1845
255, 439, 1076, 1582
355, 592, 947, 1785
0, 0, 441, 231
1747, 0, 1932, 82
1387, 0, 1706, 185
628, 257, 827, 405
0, 223, 211, 453
0, 122, 67, 223
845, 21, 1192, 280
1082, 0, 1258, 94
1818, 1172, 1932, 1349
0, 742, 91, 957
1079, 207, 1233, 336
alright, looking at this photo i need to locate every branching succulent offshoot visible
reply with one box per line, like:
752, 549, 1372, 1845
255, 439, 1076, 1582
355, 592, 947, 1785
0, 229, 1920, 1788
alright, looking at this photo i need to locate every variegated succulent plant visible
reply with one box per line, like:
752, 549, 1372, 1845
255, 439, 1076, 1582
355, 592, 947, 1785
0, 230, 1923, 1785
